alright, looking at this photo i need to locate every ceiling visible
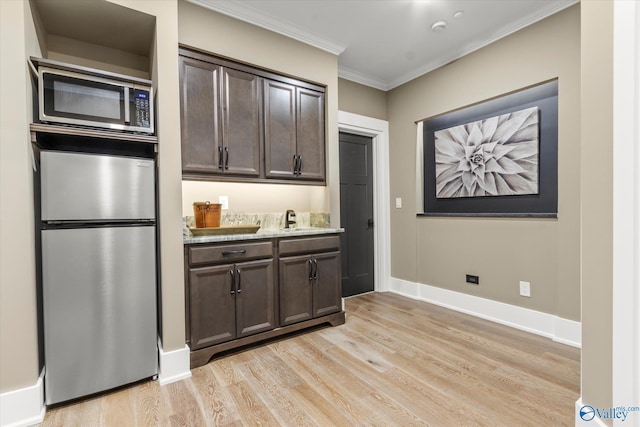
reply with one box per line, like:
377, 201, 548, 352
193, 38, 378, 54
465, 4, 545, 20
188, 0, 578, 91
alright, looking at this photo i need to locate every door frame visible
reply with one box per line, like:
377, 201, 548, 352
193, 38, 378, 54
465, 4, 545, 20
611, 0, 640, 415
338, 111, 390, 292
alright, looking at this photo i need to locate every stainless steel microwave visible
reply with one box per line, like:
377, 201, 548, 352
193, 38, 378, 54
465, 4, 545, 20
32, 57, 154, 134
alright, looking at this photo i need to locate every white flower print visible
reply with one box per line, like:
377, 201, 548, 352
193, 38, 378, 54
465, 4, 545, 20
434, 107, 539, 198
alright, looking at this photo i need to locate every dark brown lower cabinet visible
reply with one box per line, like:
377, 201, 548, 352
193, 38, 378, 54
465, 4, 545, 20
312, 252, 342, 317
279, 250, 341, 326
189, 263, 235, 349
279, 255, 313, 325
278, 235, 342, 326
188, 258, 274, 350
185, 235, 344, 368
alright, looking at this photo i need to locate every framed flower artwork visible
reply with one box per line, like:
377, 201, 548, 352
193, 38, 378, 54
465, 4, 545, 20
421, 79, 558, 217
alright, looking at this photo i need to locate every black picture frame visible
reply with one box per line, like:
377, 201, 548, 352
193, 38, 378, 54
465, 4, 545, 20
421, 79, 558, 218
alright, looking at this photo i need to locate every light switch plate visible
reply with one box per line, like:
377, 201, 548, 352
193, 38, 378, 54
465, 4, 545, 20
519, 281, 531, 297
219, 195, 229, 210
395, 197, 402, 208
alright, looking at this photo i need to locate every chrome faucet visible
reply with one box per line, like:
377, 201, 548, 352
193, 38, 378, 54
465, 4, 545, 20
285, 209, 297, 229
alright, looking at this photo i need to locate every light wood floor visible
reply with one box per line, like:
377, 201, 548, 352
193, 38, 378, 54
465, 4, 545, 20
41, 292, 580, 426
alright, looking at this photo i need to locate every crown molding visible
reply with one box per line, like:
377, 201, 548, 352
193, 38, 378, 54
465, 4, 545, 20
187, 0, 578, 92
338, 66, 389, 91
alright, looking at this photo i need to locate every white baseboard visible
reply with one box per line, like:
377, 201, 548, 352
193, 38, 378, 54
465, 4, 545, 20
158, 342, 191, 386
388, 277, 581, 348
554, 317, 582, 348
575, 398, 609, 427
0, 370, 45, 427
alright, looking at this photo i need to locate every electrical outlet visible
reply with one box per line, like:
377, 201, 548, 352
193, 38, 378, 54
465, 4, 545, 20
519, 281, 531, 297
466, 274, 479, 285
219, 195, 229, 210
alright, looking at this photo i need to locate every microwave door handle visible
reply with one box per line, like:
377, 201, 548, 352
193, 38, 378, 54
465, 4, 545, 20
124, 87, 130, 124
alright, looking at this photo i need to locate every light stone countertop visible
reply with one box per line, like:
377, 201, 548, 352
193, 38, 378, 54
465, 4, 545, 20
183, 227, 344, 245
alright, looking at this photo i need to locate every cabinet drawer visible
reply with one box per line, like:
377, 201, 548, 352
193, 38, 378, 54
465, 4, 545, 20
278, 235, 340, 256
189, 241, 273, 266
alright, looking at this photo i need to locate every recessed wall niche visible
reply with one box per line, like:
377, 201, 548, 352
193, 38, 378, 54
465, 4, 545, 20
30, 0, 155, 79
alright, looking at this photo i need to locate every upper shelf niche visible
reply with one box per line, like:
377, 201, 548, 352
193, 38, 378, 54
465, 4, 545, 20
30, 0, 155, 79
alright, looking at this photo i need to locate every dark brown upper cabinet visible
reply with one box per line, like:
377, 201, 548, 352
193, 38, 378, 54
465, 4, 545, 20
179, 47, 326, 184
263, 80, 296, 179
264, 81, 325, 182
179, 52, 261, 179
179, 56, 220, 175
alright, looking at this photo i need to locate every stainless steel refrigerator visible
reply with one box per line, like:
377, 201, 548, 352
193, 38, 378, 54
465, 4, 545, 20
40, 150, 158, 405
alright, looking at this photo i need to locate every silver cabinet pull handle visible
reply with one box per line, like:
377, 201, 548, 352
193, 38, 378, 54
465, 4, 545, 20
222, 249, 246, 256
308, 258, 314, 281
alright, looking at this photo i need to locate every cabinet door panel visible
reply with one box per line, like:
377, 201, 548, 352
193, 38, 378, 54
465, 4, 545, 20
296, 88, 325, 181
235, 258, 275, 337
264, 80, 297, 179
189, 264, 235, 349
313, 251, 341, 318
179, 57, 222, 175
222, 68, 261, 176
279, 255, 313, 326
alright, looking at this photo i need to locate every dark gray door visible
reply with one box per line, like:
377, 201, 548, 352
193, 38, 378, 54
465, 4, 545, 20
339, 132, 374, 297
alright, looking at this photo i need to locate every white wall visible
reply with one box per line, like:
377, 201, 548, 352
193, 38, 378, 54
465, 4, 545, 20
0, 0, 42, 394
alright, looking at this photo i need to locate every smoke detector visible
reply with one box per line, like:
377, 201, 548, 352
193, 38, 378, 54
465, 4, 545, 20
431, 20, 447, 32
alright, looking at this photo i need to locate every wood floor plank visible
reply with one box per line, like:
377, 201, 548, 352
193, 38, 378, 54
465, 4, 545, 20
44, 394, 103, 427
161, 379, 208, 426
189, 363, 240, 426
100, 387, 136, 426
40, 292, 580, 426
349, 294, 579, 392
269, 340, 374, 425
224, 379, 280, 426
326, 340, 497, 426
343, 298, 578, 425
346, 307, 573, 407
131, 379, 160, 427
292, 336, 407, 426
235, 352, 317, 426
